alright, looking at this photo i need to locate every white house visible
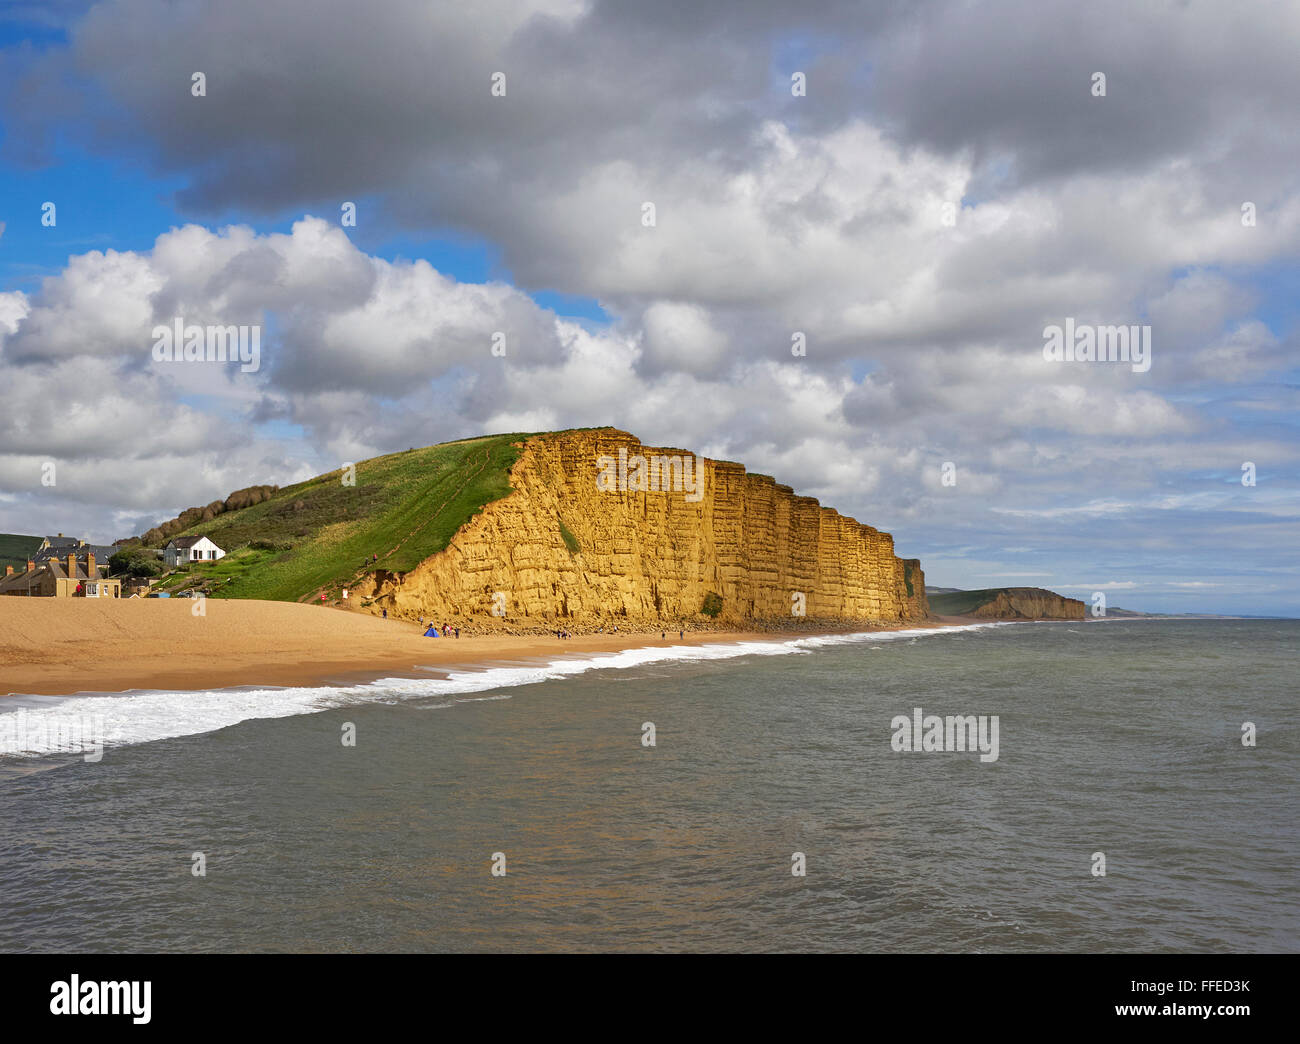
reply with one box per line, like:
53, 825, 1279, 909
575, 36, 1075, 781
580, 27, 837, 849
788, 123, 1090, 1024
164, 535, 226, 567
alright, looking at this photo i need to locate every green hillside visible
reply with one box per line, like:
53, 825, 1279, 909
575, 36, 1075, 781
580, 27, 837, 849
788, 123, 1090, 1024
0, 533, 41, 572
926, 588, 1006, 615
927, 587, 1086, 618
149, 433, 530, 602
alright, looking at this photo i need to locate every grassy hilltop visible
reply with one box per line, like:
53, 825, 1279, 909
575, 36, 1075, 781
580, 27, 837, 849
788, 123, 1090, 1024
145, 433, 529, 602
928, 587, 1086, 620
0, 533, 41, 573
927, 589, 1013, 615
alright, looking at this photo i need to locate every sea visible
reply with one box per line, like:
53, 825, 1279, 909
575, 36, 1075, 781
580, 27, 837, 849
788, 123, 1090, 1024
0, 618, 1295, 953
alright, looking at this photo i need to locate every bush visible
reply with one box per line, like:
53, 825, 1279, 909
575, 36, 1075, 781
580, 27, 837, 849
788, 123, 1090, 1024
558, 520, 580, 554
248, 539, 291, 552
701, 591, 724, 617
224, 484, 278, 512
108, 547, 163, 578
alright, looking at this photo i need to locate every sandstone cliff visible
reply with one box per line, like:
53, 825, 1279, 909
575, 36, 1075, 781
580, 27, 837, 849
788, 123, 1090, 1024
359, 429, 929, 628
928, 587, 1086, 621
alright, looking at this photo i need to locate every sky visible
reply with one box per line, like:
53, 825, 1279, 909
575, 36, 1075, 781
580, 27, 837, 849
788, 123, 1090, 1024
0, 0, 1296, 616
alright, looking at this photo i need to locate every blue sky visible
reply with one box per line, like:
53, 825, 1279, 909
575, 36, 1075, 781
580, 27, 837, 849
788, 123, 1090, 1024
0, 1, 1297, 616
0, 140, 612, 320
0, 7, 606, 315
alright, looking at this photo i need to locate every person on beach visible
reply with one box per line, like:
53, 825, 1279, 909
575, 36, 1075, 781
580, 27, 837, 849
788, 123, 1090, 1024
423, 625, 438, 637
382, 608, 387, 620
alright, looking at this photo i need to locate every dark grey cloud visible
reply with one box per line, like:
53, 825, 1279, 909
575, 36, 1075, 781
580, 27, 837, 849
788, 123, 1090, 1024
870, 1, 1300, 189
0, 0, 1297, 613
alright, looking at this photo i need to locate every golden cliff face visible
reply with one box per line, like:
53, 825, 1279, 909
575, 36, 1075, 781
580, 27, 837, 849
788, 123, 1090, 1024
364, 429, 929, 627
967, 589, 1086, 621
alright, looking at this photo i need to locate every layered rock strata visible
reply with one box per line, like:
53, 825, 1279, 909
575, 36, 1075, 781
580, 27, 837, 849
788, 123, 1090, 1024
363, 429, 929, 627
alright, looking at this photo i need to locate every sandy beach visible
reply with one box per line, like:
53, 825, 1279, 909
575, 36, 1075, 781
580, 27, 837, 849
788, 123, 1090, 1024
0, 598, 965, 697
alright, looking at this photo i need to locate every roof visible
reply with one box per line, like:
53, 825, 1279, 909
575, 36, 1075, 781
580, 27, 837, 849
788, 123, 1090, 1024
0, 559, 115, 592
46, 559, 90, 581
33, 543, 116, 564
40, 535, 81, 550
0, 569, 37, 594
169, 535, 211, 549
40, 559, 106, 581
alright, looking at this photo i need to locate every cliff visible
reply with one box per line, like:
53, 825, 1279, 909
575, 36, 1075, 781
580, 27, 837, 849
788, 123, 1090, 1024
927, 587, 1086, 620
359, 428, 929, 628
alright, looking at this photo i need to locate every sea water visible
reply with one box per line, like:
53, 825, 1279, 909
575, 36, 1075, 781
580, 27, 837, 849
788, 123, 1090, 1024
0, 619, 1295, 952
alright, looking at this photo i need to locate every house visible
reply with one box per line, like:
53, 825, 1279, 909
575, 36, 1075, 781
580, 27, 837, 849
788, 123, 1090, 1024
32, 534, 118, 567
123, 577, 155, 598
34, 533, 78, 557
0, 552, 122, 598
164, 535, 225, 567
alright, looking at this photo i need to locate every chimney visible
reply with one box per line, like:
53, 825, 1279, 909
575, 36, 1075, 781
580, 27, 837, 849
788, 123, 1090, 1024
26, 559, 34, 573
67, 553, 77, 578
4, 566, 12, 577
57, 532, 63, 538
87, 552, 96, 578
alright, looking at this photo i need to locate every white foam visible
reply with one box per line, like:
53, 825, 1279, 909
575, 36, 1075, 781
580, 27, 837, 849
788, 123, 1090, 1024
0, 622, 1010, 757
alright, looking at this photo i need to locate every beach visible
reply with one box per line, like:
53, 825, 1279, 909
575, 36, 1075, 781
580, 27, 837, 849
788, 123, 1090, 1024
0, 598, 962, 697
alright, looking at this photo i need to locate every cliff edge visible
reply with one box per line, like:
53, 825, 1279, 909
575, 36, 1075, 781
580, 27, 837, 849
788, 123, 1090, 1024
359, 428, 929, 627
928, 587, 1086, 620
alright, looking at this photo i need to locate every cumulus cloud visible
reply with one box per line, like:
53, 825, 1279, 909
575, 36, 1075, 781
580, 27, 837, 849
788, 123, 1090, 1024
637, 301, 730, 375
0, 0, 1297, 613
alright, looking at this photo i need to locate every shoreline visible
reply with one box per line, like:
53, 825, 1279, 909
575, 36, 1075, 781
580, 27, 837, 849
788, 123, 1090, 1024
1, 598, 987, 698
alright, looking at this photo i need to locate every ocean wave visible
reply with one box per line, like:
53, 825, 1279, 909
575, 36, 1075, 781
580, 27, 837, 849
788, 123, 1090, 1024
0, 622, 1009, 758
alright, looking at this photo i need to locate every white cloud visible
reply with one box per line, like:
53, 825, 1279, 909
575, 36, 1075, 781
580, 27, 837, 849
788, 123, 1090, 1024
1, 0, 1298, 612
